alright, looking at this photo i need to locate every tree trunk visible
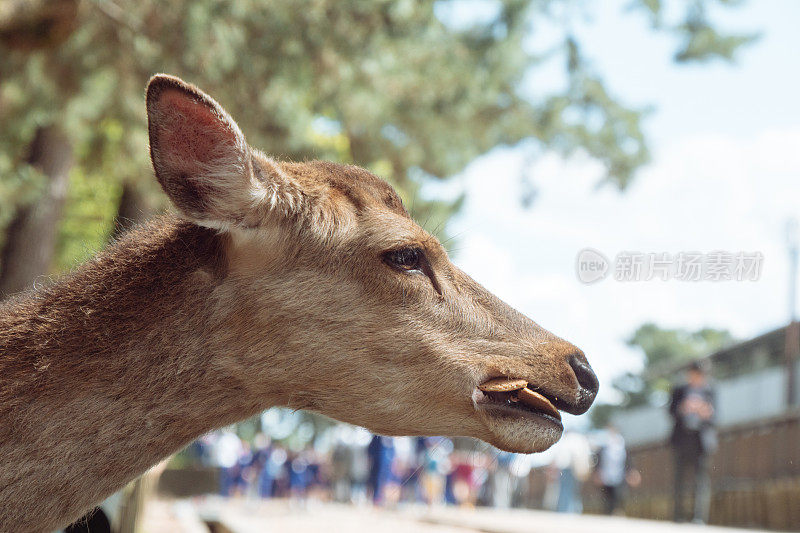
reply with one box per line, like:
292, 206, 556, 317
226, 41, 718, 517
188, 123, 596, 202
0, 0, 79, 51
0, 125, 73, 298
111, 181, 154, 240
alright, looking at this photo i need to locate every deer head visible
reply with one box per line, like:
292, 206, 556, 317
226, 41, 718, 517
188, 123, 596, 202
146, 75, 598, 453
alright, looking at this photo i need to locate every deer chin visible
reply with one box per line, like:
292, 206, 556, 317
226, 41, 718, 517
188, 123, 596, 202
471, 385, 564, 454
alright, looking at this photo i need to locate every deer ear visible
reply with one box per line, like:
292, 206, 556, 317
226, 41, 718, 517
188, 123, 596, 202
146, 74, 260, 226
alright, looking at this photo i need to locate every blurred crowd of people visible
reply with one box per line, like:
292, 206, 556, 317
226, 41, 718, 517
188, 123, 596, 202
186, 430, 528, 508
181, 423, 641, 515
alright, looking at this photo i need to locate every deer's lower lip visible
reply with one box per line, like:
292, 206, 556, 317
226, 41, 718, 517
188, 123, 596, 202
478, 401, 564, 430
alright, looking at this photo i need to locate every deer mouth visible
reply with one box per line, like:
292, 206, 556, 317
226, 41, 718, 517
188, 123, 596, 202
474, 377, 562, 427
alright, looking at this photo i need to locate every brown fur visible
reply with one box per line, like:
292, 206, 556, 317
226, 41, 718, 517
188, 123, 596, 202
0, 75, 597, 532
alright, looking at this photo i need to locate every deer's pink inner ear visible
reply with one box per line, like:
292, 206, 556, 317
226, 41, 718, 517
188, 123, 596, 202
155, 89, 235, 171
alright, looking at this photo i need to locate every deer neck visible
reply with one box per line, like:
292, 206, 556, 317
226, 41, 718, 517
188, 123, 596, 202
0, 216, 286, 531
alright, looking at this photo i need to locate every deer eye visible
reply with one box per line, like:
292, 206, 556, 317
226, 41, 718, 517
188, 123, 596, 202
383, 247, 423, 272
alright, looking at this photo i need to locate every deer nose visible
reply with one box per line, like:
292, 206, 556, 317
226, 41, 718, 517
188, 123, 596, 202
568, 353, 598, 414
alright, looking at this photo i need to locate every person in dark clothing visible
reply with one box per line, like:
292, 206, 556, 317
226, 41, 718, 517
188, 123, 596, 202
669, 360, 717, 523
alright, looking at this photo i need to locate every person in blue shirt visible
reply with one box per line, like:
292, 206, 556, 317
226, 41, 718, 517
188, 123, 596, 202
367, 435, 395, 504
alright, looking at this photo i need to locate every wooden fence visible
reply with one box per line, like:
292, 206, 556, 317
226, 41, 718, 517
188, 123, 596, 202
622, 409, 800, 530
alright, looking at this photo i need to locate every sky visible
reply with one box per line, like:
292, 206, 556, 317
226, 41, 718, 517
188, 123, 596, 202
435, 0, 800, 413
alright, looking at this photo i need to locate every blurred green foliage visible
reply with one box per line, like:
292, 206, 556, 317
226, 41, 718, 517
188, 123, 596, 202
591, 322, 735, 427
632, 0, 759, 62
55, 167, 119, 271
0, 0, 755, 274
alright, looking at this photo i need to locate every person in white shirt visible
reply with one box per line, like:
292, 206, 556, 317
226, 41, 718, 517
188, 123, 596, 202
594, 424, 640, 515
548, 431, 592, 513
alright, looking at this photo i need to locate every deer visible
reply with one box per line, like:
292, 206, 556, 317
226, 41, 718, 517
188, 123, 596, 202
0, 74, 599, 532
